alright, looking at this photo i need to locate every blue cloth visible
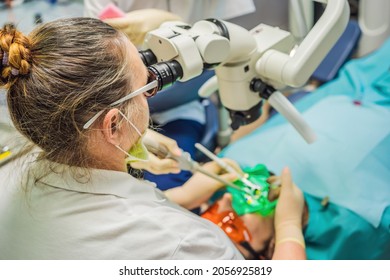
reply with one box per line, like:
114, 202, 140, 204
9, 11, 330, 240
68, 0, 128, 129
221, 38, 390, 259
144, 120, 205, 191
304, 194, 390, 260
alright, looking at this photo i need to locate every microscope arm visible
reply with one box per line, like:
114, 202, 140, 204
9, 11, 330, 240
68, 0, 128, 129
256, 0, 350, 87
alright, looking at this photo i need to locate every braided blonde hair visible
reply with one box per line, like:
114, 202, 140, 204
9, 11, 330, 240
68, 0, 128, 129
0, 24, 31, 87
0, 18, 141, 169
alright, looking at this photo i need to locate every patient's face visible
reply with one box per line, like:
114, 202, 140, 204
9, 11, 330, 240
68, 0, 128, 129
207, 179, 308, 259
214, 193, 276, 259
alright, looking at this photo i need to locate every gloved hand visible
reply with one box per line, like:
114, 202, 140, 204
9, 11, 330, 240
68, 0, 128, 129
272, 167, 306, 259
129, 129, 181, 174
104, 9, 182, 46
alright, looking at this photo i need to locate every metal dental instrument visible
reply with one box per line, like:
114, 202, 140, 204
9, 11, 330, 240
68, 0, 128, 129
194, 143, 262, 191
143, 138, 243, 191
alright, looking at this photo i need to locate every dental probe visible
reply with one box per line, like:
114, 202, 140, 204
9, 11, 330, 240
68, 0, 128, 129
143, 138, 243, 191
194, 143, 262, 191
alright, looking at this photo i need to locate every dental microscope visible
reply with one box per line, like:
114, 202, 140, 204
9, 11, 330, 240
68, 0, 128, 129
139, 0, 350, 144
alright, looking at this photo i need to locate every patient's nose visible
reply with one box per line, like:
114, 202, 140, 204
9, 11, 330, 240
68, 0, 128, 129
217, 193, 234, 212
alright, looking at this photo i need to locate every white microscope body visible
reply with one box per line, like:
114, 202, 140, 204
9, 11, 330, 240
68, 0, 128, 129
140, 0, 350, 144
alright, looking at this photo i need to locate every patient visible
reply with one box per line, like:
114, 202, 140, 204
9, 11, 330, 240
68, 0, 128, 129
201, 164, 309, 260
202, 192, 276, 260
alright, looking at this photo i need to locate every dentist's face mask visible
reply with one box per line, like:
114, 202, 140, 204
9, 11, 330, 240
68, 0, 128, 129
115, 110, 149, 163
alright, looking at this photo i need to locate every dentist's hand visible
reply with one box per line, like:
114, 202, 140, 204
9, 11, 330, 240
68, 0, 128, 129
129, 129, 181, 174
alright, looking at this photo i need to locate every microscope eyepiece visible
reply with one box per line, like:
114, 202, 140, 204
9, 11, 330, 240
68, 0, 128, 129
148, 61, 183, 92
139, 50, 183, 93
139, 50, 157, 66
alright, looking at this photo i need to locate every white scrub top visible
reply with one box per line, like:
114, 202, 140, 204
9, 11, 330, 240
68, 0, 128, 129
84, 0, 256, 23
0, 157, 243, 260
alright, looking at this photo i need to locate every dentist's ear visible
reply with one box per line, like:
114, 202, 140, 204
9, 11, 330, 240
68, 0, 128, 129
102, 108, 121, 144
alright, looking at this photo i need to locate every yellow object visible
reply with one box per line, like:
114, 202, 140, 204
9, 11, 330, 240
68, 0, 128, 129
0, 150, 12, 161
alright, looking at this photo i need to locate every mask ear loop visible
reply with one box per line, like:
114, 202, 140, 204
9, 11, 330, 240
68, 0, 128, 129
117, 110, 142, 136
116, 110, 149, 162
115, 144, 131, 156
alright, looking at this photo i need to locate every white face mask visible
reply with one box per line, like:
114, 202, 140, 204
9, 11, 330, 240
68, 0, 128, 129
115, 110, 149, 163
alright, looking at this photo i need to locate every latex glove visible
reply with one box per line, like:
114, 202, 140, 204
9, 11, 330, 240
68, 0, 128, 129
104, 9, 182, 46
129, 129, 181, 174
272, 167, 306, 260
164, 158, 240, 209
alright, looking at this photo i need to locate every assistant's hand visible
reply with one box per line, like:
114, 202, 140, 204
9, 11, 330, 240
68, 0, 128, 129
272, 167, 306, 260
274, 167, 305, 230
104, 9, 182, 46
129, 129, 181, 174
